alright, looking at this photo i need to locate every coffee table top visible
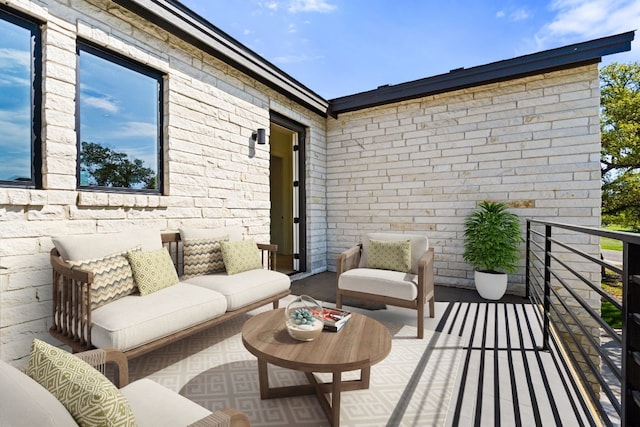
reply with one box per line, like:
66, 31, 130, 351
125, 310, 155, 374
242, 308, 391, 373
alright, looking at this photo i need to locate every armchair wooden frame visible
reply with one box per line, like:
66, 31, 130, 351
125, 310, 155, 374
336, 244, 435, 339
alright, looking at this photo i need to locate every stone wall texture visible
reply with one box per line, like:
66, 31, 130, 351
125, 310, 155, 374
0, 0, 603, 363
326, 64, 602, 297
0, 0, 327, 362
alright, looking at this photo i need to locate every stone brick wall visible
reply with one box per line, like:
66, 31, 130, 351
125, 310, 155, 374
326, 65, 602, 298
0, 0, 326, 362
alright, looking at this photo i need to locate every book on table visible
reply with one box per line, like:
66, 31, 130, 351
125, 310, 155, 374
320, 307, 351, 332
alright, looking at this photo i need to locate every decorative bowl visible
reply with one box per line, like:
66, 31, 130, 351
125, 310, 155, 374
285, 295, 324, 341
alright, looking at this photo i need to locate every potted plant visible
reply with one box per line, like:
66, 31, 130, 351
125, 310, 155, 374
463, 201, 523, 300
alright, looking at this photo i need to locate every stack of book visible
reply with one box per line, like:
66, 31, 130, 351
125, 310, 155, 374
321, 307, 351, 332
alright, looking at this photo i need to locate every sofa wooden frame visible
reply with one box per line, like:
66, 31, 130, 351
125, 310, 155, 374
50, 232, 290, 360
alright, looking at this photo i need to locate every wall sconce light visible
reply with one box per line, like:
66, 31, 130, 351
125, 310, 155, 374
252, 128, 266, 145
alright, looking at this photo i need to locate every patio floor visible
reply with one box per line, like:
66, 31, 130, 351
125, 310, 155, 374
291, 272, 595, 426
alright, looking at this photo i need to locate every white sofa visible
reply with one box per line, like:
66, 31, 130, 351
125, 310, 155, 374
50, 226, 291, 359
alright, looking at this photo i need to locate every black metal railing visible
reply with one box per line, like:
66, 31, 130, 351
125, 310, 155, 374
526, 220, 640, 426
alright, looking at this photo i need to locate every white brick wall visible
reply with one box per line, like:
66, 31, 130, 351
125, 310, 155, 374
326, 65, 602, 298
0, 0, 326, 362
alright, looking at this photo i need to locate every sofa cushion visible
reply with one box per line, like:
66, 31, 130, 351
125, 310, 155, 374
52, 228, 162, 261
121, 379, 211, 427
127, 248, 179, 296
90, 283, 227, 351
0, 359, 78, 427
367, 239, 412, 272
27, 339, 136, 427
183, 269, 291, 311
338, 268, 418, 301
69, 248, 140, 310
180, 226, 243, 242
182, 237, 228, 279
220, 240, 263, 275
359, 233, 428, 275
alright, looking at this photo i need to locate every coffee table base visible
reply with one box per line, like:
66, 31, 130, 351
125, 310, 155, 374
257, 359, 370, 427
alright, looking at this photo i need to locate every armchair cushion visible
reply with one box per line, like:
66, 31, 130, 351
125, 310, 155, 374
367, 239, 412, 272
0, 358, 77, 427
27, 339, 136, 427
338, 268, 419, 301
359, 233, 428, 275
220, 240, 262, 275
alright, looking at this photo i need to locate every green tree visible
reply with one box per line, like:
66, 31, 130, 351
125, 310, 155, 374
600, 62, 640, 230
80, 142, 157, 189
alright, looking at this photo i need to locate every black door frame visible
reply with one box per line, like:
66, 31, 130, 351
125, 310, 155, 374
270, 111, 307, 273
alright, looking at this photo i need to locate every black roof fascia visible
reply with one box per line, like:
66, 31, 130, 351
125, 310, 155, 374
328, 31, 635, 117
111, 0, 329, 117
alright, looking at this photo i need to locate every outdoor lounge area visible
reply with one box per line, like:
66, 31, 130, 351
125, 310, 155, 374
1, 0, 638, 426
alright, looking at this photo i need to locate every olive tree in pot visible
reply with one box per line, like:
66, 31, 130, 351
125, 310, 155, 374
463, 201, 523, 300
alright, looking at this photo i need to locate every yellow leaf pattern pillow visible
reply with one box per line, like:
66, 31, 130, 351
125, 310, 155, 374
220, 240, 263, 275
27, 339, 136, 427
367, 239, 412, 272
126, 248, 179, 295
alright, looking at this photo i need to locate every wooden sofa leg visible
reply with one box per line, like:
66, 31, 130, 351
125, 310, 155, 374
418, 305, 424, 339
273, 300, 279, 309
336, 292, 342, 309
429, 297, 435, 318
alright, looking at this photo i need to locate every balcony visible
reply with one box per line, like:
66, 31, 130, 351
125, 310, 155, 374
123, 221, 637, 426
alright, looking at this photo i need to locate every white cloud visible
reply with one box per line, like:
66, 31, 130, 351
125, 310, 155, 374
496, 10, 506, 18
288, 23, 297, 33
535, 0, 640, 50
83, 95, 119, 114
510, 8, 531, 21
263, 1, 279, 11
0, 48, 30, 70
114, 121, 158, 138
288, 0, 336, 13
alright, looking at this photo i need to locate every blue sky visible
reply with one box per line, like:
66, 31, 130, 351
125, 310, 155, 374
179, 0, 640, 99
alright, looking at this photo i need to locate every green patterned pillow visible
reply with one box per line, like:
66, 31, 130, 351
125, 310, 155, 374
126, 248, 179, 296
69, 247, 141, 310
27, 339, 136, 427
220, 240, 263, 275
367, 239, 412, 272
182, 237, 228, 279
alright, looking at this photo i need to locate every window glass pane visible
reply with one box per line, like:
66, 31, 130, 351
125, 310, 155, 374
0, 16, 33, 182
79, 47, 160, 190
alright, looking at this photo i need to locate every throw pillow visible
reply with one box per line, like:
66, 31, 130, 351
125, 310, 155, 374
220, 240, 263, 275
367, 239, 412, 272
69, 247, 141, 310
182, 237, 228, 279
27, 339, 136, 427
126, 248, 179, 296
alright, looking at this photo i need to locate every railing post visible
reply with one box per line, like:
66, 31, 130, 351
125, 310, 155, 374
526, 220, 531, 299
542, 224, 552, 351
622, 241, 640, 426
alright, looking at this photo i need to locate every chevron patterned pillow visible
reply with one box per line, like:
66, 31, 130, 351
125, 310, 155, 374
27, 339, 136, 427
69, 247, 141, 310
367, 239, 412, 273
182, 237, 228, 279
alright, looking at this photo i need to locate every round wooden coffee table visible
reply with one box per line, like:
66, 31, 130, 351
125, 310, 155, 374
241, 308, 391, 427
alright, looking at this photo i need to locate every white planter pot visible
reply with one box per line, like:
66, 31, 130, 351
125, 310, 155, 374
474, 270, 508, 300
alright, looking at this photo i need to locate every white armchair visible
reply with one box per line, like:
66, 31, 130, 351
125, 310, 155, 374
336, 233, 435, 338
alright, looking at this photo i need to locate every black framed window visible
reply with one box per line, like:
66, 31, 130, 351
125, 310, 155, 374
77, 42, 163, 192
0, 8, 42, 187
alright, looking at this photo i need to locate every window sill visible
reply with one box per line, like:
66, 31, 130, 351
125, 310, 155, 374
77, 192, 168, 209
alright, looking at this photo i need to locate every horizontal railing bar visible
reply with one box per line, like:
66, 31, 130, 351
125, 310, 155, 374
546, 295, 622, 415
549, 236, 623, 276
548, 251, 622, 311
545, 279, 623, 382
529, 220, 640, 244
548, 264, 622, 345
